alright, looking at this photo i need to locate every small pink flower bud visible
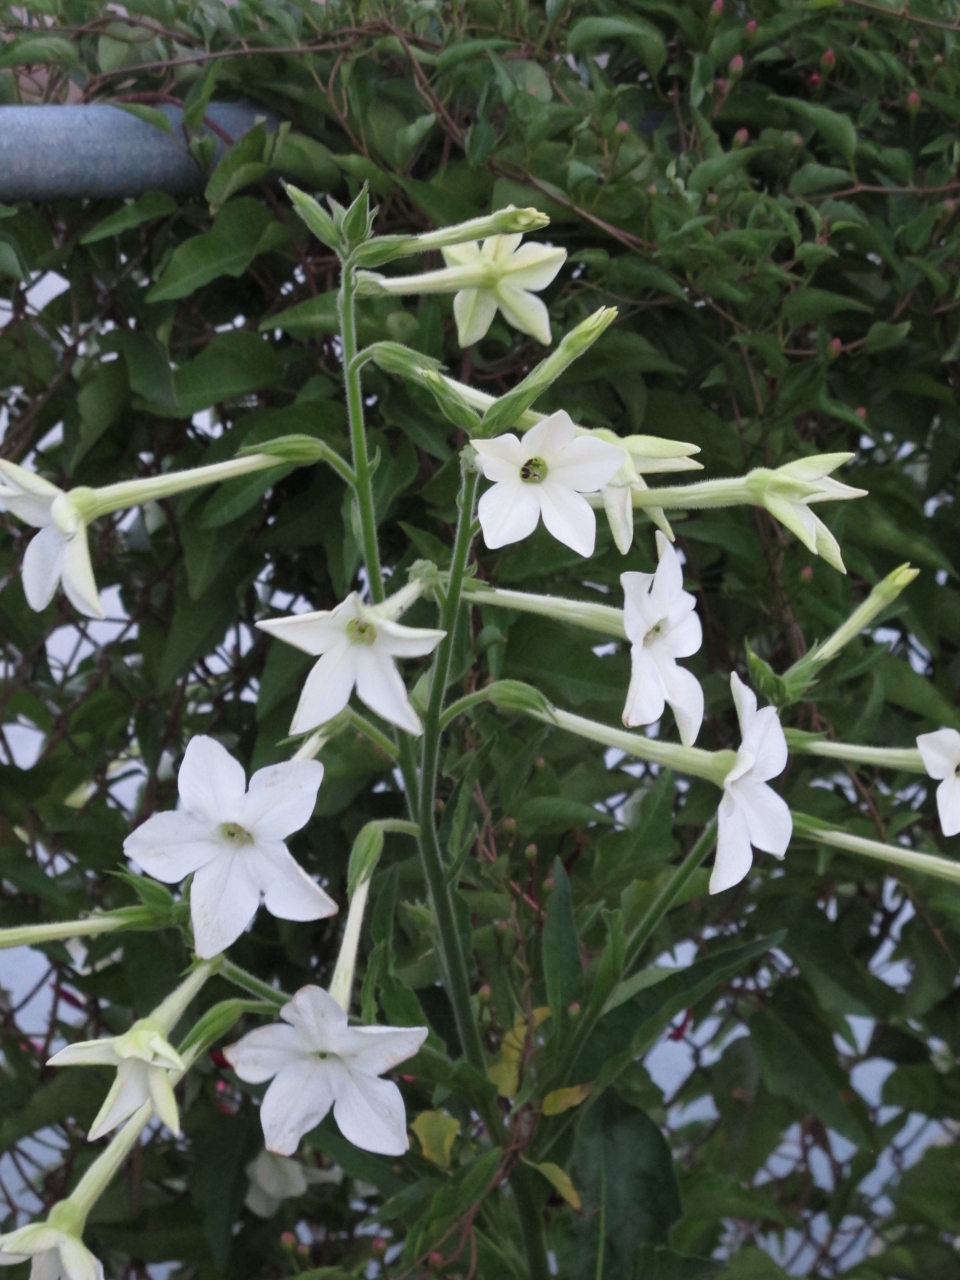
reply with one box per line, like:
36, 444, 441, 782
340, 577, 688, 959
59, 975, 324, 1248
428, 1252, 445, 1271
791, 133, 804, 148
280, 1232, 297, 1250
502, 816, 517, 833
828, 337, 843, 358
524, 842, 538, 860
907, 90, 921, 112
372, 1237, 388, 1257
809, 72, 821, 89
568, 1001, 582, 1018
615, 119, 629, 135
935, 53, 944, 65
706, 192, 719, 206
943, 198, 956, 214
745, 18, 758, 35
647, 183, 658, 195
859, 18, 868, 30
800, 565, 814, 582
728, 54, 744, 77
855, 406, 867, 421
820, 48, 836, 72
478, 983, 492, 1001
909, 37, 919, 50
732, 127, 749, 149
710, 0, 723, 15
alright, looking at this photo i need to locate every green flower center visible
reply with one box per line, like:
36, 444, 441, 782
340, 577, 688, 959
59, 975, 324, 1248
346, 618, 378, 645
644, 621, 664, 644
219, 822, 254, 846
520, 457, 548, 484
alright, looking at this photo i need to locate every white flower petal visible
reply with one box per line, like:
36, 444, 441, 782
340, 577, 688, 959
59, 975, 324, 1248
355, 648, 423, 734
281, 984, 348, 1048
453, 288, 498, 347
495, 285, 552, 344
602, 484, 634, 554
21, 525, 65, 612
501, 242, 566, 291
290, 644, 358, 735
711, 793, 754, 894
917, 728, 960, 781
335, 1023, 428, 1078
241, 759, 324, 839
258, 599, 361, 656
260, 1060, 334, 1156
473, 433, 528, 483
254, 842, 338, 922
620, 570, 657, 640
729, 672, 757, 740
441, 241, 481, 267
88, 1059, 150, 1140
31, 1252, 64, 1280
190, 853, 261, 958
735, 779, 792, 856
477, 480, 541, 549
179, 736, 247, 824
59, 530, 103, 619
123, 811, 222, 882
371, 617, 446, 658
537, 482, 596, 557
656, 608, 702, 660
524, 411, 576, 457
330, 1060, 410, 1156
741, 706, 788, 782
224, 1023, 310, 1083
547, 436, 626, 494
47, 1040, 121, 1068
56, 1240, 103, 1280
937, 775, 960, 838
656, 657, 704, 748
148, 1065, 181, 1135
622, 645, 666, 729
484, 232, 524, 264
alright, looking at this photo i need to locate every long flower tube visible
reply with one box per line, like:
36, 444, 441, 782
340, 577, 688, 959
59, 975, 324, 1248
0, 906, 164, 952
461, 581, 627, 638
792, 811, 960, 886
785, 732, 925, 772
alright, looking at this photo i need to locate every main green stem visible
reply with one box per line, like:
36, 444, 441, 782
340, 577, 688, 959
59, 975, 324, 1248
340, 262, 384, 603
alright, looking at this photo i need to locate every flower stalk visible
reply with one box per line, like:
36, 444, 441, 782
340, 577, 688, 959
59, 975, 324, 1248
785, 731, 925, 772
792, 811, 960, 886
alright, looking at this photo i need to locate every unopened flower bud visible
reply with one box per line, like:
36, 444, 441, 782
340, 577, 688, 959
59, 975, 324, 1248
732, 127, 749, 149
297, 1243, 310, 1258
714, 77, 728, 95
934, 53, 943, 65
728, 54, 744, 77
907, 90, 921, 112
745, 18, 757, 35
855, 406, 867, 421
524, 842, 538, 861
543, 874, 555, 892
568, 1001, 581, 1019
535, 756, 546, 769
647, 183, 658, 196
820, 48, 836, 72
859, 18, 868, 30
943, 198, 956, 214
791, 132, 804, 149
478, 983, 492, 1002
281, 1232, 297, 1250
909, 37, 919, 50
706, 192, 719, 206
502, 816, 517, 834
809, 72, 821, 89
428, 1251, 445, 1271
800, 565, 813, 582
828, 337, 843, 359
710, 0, 723, 16
372, 1237, 388, 1257
615, 119, 629, 135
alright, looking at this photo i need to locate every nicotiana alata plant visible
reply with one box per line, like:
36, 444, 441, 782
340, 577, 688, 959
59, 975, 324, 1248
1, 187, 958, 1280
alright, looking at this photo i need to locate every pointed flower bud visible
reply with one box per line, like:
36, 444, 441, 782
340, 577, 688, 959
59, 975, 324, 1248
748, 453, 867, 573
352, 207, 550, 268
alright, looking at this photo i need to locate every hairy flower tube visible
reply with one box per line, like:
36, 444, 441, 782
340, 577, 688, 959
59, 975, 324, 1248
622, 533, 704, 746
224, 985, 427, 1157
357, 229, 567, 346
258, 590, 445, 736
712, 674, 792, 894
473, 411, 625, 556
916, 728, 960, 837
124, 736, 335, 958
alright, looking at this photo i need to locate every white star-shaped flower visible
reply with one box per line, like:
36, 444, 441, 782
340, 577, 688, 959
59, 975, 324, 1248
257, 593, 445, 737
47, 1021, 184, 1142
440, 232, 567, 346
0, 460, 102, 618
244, 1149, 341, 1218
711, 673, 792, 894
917, 728, 960, 836
124, 736, 335, 959
0, 1220, 103, 1280
473, 411, 625, 557
759, 454, 866, 574
224, 985, 427, 1157
621, 533, 704, 746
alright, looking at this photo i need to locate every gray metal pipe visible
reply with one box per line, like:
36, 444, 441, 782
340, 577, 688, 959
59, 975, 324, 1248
0, 103, 275, 201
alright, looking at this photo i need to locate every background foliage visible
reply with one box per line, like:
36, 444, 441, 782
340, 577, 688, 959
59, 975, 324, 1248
2, 0, 960, 1276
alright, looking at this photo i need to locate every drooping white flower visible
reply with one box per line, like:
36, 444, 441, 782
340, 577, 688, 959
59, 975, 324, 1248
473, 411, 625, 557
48, 1021, 183, 1141
124, 736, 335, 959
0, 1221, 102, 1280
917, 728, 960, 837
599, 434, 702, 552
440, 232, 567, 346
224, 985, 427, 1157
244, 1149, 342, 1218
621, 533, 704, 746
257, 593, 445, 737
0, 461, 102, 618
711, 673, 792, 894
758, 454, 866, 574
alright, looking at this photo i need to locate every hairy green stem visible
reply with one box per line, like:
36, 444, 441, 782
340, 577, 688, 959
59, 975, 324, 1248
221, 960, 288, 1007
0, 907, 156, 951
340, 262, 384, 602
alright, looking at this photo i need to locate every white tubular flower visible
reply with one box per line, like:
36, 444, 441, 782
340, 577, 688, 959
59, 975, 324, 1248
224, 985, 427, 1157
917, 728, 960, 837
257, 593, 445, 737
0, 461, 102, 618
48, 1021, 183, 1142
621, 533, 704, 747
244, 1149, 341, 1218
0, 1217, 102, 1280
473, 411, 625, 557
757, 454, 866, 574
602, 434, 702, 551
711, 673, 792, 894
124, 736, 335, 959
441, 233, 566, 346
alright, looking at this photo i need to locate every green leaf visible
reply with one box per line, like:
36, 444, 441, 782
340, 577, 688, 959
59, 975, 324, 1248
81, 191, 178, 244
173, 330, 284, 416
781, 288, 872, 326
687, 148, 758, 195
260, 291, 340, 338
188, 1110, 259, 1271
542, 858, 583, 1026
863, 320, 911, 353
146, 199, 282, 303
112, 103, 173, 134
788, 163, 852, 195
0, 36, 79, 67
204, 122, 271, 210
572, 1092, 681, 1277
775, 97, 858, 167
567, 16, 667, 74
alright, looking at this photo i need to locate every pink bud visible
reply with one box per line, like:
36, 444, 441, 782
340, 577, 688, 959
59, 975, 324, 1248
372, 1238, 388, 1257
909, 37, 919, 50
809, 72, 821, 89
428, 1252, 445, 1271
828, 337, 843, 357
478, 983, 492, 1000
745, 19, 758, 35
729, 54, 744, 77
647, 183, 658, 195
706, 192, 719, 206
907, 90, 921, 111
280, 1233, 297, 1250
820, 48, 836, 72
943, 198, 956, 214
615, 119, 629, 135
935, 53, 944, 65
710, 0, 723, 15
855, 406, 867, 421
568, 1001, 582, 1018
800, 565, 814, 582
732, 127, 749, 149
859, 18, 868, 30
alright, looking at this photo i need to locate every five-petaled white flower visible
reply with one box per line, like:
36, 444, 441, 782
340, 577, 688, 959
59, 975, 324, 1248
758, 454, 866, 574
224, 985, 427, 1157
621, 533, 704, 747
0, 1219, 103, 1280
257, 594, 445, 737
440, 232, 567, 347
244, 1149, 342, 1218
0, 460, 102, 618
473, 411, 625, 557
48, 1021, 183, 1142
917, 728, 960, 837
124, 736, 335, 959
711, 673, 792, 894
